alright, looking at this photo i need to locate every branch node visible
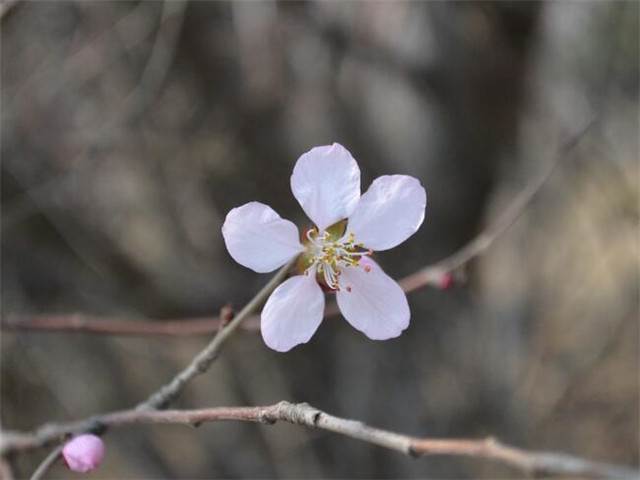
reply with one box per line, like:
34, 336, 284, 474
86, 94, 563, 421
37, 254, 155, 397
258, 406, 279, 425
407, 444, 421, 459
88, 419, 107, 436
311, 411, 322, 426
219, 304, 234, 328
259, 415, 277, 425
275, 402, 321, 426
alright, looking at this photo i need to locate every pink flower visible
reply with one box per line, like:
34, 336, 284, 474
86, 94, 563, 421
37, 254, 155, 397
222, 143, 427, 352
62, 434, 105, 473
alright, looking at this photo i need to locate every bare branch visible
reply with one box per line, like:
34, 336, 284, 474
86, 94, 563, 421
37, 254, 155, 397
1, 313, 237, 335
14, 259, 294, 479
137, 258, 296, 410
28, 445, 62, 480
398, 118, 596, 293
1, 120, 596, 337
121, 0, 187, 122
2, 402, 636, 479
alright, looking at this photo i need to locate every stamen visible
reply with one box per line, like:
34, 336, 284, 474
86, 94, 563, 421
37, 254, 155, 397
304, 228, 370, 289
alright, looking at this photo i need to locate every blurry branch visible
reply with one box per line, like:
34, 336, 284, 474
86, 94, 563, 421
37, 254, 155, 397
14, 262, 290, 480
2, 120, 597, 336
28, 446, 62, 480
309, 11, 442, 94
2, 0, 188, 288
1, 313, 240, 335
120, 0, 187, 122
398, 117, 596, 293
4, 0, 186, 221
0, 456, 14, 480
3, 401, 637, 479
19, 258, 293, 479
0, 0, 20, 21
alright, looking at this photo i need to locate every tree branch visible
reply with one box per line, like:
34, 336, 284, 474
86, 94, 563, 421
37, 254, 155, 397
137, 258, 296, 410
399, 118, 596, 293
13, 258, 294, 479
1, 119, 596, 337
28, 445, 62, 480
2, 401, 636, 479
2, 120, 632, 479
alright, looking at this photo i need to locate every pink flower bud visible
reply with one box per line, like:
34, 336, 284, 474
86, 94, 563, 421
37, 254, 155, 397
62, 434, 105, 473
438, 272, 454, 290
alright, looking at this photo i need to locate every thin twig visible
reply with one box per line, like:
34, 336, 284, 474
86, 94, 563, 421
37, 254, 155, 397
17, 259, 293, 479
28, 445, 63, 480
2, 120, 597, 337
398, 118, 596, 293
137, 258, 295, 410
1, 314, 232, 335
2, 402, 636, 479
2, 120, 632, 479
120, 0, 188, 122
0, 0, 20, 21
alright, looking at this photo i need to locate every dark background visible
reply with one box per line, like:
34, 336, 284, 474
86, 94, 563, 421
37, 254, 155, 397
2, 1, 638, 478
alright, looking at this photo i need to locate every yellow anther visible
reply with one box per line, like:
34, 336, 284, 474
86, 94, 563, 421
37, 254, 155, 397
303, 228, 371, 289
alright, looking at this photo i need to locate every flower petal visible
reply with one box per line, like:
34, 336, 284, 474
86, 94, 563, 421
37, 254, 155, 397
261, 274, 325, 352
222, 202, 303, 273
290, 143, 361, 231
336, 258, 409, 340
345, 175, 426, 251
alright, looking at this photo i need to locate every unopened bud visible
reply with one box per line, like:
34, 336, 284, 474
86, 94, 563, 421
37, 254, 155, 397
62, 434, 105, 473
438, 272, 454, 290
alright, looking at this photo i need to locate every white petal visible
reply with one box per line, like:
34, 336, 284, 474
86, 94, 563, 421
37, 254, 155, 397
261, 274, 325, 352
290, 143, 361, 231
345, 175, 426, 251
336, 258, 409, 340
222, 202, 303, 273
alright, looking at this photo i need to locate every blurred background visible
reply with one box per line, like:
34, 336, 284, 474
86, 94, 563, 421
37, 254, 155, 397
1, 1, 638, 478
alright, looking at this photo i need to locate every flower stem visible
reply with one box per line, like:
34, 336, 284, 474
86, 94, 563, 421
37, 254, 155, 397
138, 258, 296, 410
29, 445, 63, 480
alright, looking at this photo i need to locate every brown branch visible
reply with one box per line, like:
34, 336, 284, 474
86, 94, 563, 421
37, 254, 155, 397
16, 261, 293, 479
1, 313, 248, 336
2, 401, 636, 479
1, 120, 596, 337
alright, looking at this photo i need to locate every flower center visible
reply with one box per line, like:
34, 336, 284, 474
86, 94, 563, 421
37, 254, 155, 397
303, 227, 371, 290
